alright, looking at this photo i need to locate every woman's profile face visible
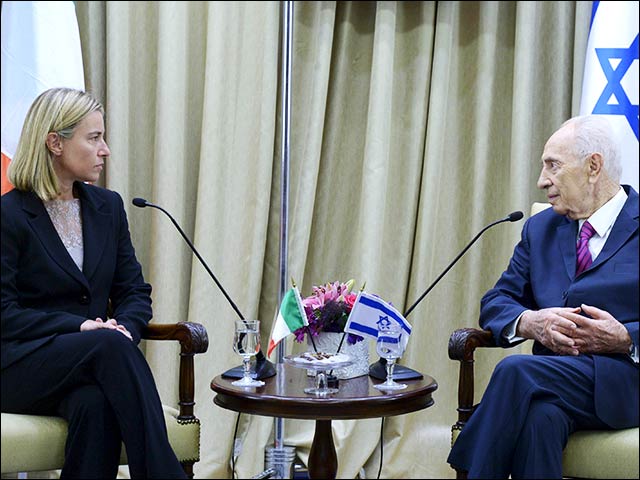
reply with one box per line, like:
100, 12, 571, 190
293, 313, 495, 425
54, 111, 110, 186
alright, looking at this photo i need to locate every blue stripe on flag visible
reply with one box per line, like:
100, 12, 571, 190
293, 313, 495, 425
590, 1, 599, 31
359, 295, 412, 334
378, 335, 401, 344
346, 322, 379, 337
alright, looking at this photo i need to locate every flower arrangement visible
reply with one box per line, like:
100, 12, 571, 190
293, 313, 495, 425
293, 279, 365, 345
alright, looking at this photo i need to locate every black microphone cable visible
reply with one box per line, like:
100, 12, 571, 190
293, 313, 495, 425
231, 412, 241, 479
377, 417, 385, 479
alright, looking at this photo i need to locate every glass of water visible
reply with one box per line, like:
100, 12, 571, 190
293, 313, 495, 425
373, 321, 407, 391
231, 320, 265, 387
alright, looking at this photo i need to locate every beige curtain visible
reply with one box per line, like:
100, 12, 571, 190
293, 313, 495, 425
74, 1, 591, 478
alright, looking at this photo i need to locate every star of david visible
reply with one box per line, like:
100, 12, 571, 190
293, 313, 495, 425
376, 315, 391, 328
592, 34, 639, 140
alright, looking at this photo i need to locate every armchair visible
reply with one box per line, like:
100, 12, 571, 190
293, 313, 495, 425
448, 328, 639, 479
448, 202, 639, 479
1, 321, 209, 479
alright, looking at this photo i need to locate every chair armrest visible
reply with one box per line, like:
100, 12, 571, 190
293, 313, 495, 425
142, 322, 209, 421
143, 322, 209, 354
448, 328, 496, 361
448, 328, 496, 429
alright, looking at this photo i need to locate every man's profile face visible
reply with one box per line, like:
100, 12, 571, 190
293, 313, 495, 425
537, 125, 593, 220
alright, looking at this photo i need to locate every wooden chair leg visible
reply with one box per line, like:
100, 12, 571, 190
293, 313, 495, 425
181, 461, 194, 478
143, 323, 208, 479
448, 328, 495, 480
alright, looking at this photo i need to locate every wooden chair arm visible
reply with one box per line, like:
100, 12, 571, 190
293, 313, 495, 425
448, 328, 496, 361
448, 328, 496, 428
142, 322, 209, 421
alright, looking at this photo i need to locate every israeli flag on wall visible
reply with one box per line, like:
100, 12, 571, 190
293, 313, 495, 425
344, 291, 412, 349
579, 1, 639, 191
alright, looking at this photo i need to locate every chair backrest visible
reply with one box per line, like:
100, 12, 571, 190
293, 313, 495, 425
531, 202, 551, 216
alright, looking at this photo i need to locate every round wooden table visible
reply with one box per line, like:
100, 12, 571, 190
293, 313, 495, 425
211, 363, 437, 479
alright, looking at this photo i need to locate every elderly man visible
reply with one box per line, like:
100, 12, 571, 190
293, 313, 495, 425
447, 115, 639, 479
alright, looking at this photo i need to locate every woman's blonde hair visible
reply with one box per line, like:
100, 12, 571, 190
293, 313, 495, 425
7, 88, 104, 200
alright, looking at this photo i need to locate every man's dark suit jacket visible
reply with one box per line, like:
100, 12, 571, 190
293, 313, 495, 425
480, 184, 639, 429
1, 181, 152, 370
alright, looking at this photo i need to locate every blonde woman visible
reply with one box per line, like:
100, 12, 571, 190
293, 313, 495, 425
1, 88, 185, 479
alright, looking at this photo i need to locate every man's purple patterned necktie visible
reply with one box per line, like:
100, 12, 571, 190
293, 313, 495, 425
576, 221, 596, 276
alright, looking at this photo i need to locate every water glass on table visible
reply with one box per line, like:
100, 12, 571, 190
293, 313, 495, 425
373, 321, 407, 391
232, 319, 265, 387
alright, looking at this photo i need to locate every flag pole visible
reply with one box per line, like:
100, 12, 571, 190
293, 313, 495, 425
329, 283, 365, 377
265, 2, 295, 479
291, 278, 318, 353
334, 282, 365, 355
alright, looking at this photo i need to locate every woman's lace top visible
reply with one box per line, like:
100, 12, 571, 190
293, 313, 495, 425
44, 199, 84, 271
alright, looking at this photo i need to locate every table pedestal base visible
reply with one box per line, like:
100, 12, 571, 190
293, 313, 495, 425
308, 420, 337, 479
211, 367, 437, 480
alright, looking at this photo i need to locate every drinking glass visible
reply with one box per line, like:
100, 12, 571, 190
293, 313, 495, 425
373, 322, 407, 391
231, 320, 265, 387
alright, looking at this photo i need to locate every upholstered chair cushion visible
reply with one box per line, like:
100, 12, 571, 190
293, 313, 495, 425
561, 428, 639, 479
451, 426, 639, 479
1, 406, 200, 475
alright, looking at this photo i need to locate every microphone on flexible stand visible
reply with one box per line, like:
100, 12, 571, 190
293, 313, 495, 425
369, 211, 525, 381
132, 197, 276, 380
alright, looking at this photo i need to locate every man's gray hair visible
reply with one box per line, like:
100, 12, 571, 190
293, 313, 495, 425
561, 115, 622, 182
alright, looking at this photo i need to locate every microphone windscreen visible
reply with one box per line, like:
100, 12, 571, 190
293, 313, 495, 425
132, 197, 148, 208
508, 211, 524, 222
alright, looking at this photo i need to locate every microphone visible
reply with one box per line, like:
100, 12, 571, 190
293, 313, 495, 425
132, 197, 276, 380
369, 211, 524, 381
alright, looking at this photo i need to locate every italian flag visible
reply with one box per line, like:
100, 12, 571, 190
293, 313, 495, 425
1, 1, 85, 195
267, 287, 308, 357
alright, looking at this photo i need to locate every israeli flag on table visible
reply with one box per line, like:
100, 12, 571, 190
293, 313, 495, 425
579, 1, 639, 191
344, 291, 412, 349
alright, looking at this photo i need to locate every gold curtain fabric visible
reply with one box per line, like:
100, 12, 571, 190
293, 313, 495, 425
74, 1, 591, 478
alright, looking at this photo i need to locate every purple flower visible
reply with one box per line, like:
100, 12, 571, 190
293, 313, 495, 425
293, 279, 364, 344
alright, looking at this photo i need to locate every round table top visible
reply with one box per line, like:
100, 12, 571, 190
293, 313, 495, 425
211, 363, 438, 420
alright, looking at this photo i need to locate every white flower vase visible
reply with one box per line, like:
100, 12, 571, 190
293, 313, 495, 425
306, 332, 369, 379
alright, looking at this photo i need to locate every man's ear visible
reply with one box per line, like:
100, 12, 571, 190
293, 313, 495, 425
587, 153, 604, 183
46, 132, 63, 156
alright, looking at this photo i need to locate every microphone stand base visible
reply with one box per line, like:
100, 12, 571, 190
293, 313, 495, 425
222, 357, 277, 380
368, 358, 423, 381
